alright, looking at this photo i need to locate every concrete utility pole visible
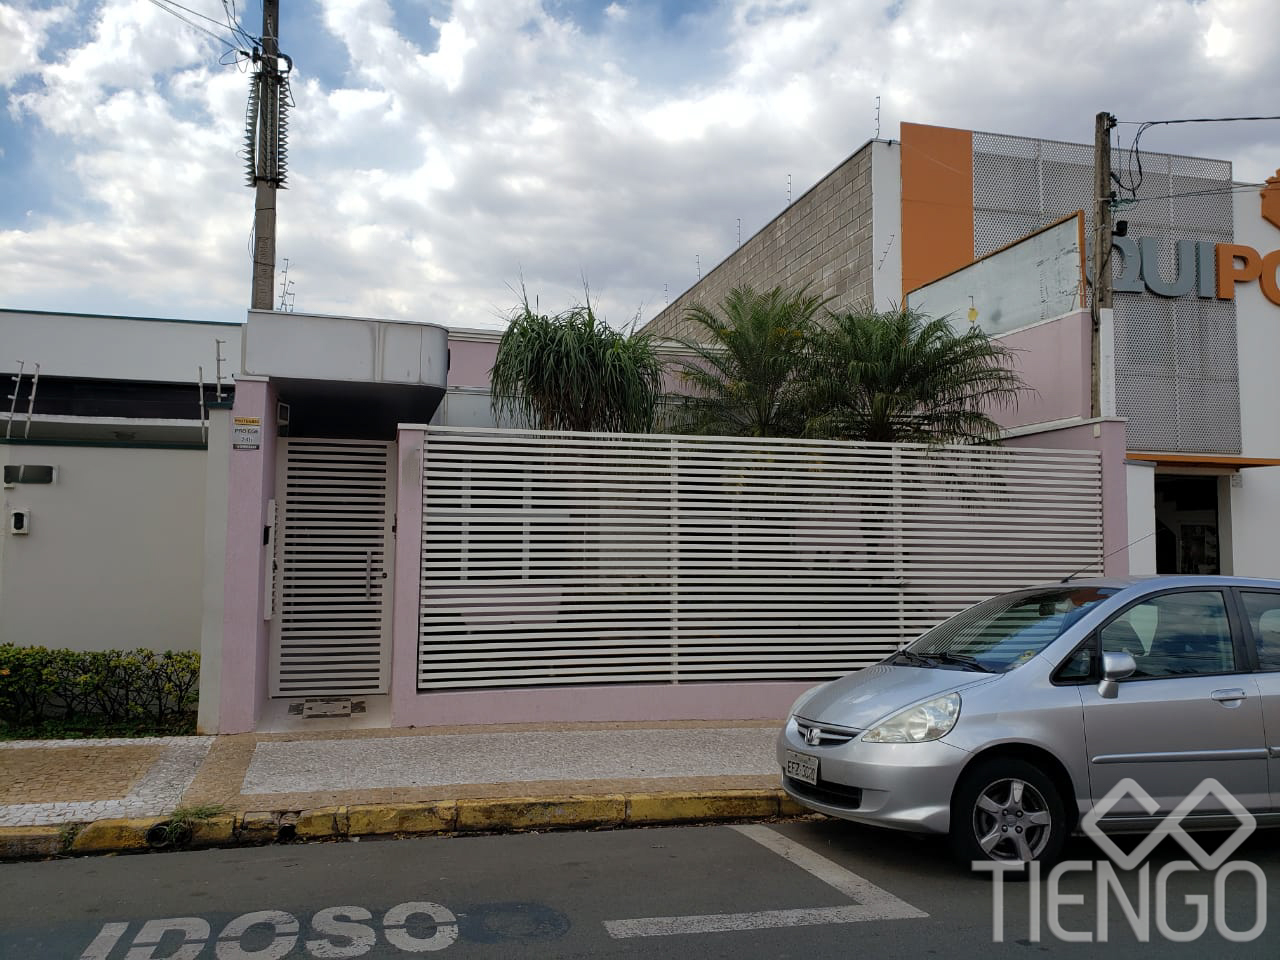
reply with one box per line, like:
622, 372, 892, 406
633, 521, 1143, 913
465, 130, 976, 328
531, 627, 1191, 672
1090, 110, 1116, 419
250, 0, 283, 311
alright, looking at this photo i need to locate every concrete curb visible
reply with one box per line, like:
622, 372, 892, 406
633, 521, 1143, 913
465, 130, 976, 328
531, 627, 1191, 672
0, 788, 814, 860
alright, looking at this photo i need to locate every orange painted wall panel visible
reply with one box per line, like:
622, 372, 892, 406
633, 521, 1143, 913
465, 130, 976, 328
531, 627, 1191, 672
900, 123, 974, 298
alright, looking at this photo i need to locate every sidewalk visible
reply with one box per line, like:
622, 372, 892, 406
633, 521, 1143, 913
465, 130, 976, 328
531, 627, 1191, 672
0, 721, 803, 859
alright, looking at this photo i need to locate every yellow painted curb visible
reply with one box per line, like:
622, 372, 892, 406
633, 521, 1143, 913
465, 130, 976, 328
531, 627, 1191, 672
0, 825, 65, 859
296, 806, 349, 839
190, 814, 237, 847
455, 795, 626, 833
777, 793, 812, 818
70, 817, 158, 854
238, 811, 285, 844
625, 789, 780, 825
348, 801, 457, 836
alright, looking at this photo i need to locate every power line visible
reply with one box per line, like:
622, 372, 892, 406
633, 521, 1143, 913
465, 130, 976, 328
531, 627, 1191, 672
1112, 114, 1280, 199
143, 0, 243, 54
1116, 115, 1280, 126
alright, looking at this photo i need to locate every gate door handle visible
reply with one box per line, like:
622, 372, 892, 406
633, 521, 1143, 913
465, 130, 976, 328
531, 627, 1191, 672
1210, 688, 1247, 703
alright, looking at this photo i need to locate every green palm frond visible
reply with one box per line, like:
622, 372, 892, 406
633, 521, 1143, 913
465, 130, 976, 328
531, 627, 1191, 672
798, 306, 1027, 444
668, 285, 829, 438
490, 292, 663, 433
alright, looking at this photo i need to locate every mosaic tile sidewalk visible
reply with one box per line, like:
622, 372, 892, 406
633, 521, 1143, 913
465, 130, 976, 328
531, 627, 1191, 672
0, 723, 782, 829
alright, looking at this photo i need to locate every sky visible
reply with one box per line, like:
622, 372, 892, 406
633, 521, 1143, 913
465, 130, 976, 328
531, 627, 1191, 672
2, 0, 1279, 331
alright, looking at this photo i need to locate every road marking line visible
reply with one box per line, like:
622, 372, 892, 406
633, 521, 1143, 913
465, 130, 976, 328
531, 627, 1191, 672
603, 824, 927, 938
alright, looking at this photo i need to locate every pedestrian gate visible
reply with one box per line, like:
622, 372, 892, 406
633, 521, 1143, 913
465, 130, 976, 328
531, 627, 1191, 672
269, 439, 395, 697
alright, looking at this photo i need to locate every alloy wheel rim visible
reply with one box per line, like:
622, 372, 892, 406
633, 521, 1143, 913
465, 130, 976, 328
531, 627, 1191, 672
972, 777, 1053, 861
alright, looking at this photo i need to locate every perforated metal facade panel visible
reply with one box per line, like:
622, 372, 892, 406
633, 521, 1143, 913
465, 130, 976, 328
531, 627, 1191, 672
973, 132, 1240, 453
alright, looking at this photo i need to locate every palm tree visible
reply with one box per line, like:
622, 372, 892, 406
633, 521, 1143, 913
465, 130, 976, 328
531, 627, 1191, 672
669, 285, 828, 437
798, 306, 1026, 444
490, 295, 663, 433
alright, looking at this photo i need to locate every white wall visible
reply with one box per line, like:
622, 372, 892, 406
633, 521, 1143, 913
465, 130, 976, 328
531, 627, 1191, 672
0, 444, 206, 651
870, 140, 903, 309
1125, 461, 1157, 575
1230, 190, 1280, 576
0, 310, 241, 384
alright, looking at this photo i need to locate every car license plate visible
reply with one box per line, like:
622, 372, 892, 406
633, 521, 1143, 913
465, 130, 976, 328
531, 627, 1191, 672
785, 749, 818, 786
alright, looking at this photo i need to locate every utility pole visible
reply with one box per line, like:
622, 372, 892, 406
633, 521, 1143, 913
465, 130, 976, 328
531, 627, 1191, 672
1090, 110, 1116, 419
249, 0, 285, 311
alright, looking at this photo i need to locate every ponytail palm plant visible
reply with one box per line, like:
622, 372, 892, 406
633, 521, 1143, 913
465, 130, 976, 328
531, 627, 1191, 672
490, 296, 663, 433
799, 307, 1026, 444
670, 285, 828, 437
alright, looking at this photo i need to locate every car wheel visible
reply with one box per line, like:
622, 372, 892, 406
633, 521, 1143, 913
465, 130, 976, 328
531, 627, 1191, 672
950, 757, 1066, 867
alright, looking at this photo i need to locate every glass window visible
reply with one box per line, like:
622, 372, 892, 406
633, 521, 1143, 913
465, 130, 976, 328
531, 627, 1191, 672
905, 586, 1117, 673
1101, 591, 1234, 678
1241, 592, 1280, 671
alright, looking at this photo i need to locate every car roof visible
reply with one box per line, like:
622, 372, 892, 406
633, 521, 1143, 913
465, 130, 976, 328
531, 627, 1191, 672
1034, 574, 1280, 592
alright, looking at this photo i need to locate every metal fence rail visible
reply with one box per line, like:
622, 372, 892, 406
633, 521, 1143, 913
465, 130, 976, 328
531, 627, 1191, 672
418, 428, 1102, 690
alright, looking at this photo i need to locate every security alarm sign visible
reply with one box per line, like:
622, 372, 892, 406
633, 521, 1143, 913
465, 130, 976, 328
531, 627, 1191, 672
233, 416, 262, 450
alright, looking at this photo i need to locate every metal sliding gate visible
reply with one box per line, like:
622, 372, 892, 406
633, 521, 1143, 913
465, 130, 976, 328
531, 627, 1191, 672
270, 438, 395, 697
418, 428, 1104, 691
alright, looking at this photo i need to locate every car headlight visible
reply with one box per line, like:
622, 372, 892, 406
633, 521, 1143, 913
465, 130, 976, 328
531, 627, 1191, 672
861, 693, 960, 743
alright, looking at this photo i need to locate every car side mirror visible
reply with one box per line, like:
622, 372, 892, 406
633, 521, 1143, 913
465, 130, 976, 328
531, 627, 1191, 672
1097, 651, 1136, 699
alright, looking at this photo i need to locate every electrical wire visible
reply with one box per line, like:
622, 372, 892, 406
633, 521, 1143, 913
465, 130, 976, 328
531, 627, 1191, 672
1113, 115, 1280, 199
1113, 181, 1265, 208
143, 0, 239, 51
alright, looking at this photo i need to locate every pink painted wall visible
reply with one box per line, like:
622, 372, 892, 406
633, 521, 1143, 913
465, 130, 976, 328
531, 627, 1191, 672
218, 378, 278, 733
1004, 418, 1129, 575
390, 428, 426, 726
396, 680, 812, 726
992, 311, 1091, 430
447, 339, 497, 388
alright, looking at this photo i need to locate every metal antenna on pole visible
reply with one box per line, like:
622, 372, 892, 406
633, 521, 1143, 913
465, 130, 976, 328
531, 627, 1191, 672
22, 363, 39, 439
696, 254, 701, 280
787, 174, 792, 206
5, 361, 25, 440
215, 339, 227, 402
737, 218, 742, 248
664, 283, 669, 307
198, 366, 208, 444
875, 96, 881, 138
246, 0, 287, 311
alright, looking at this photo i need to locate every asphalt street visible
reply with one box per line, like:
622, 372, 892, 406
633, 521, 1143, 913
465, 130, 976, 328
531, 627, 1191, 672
2, 819, 1277, 958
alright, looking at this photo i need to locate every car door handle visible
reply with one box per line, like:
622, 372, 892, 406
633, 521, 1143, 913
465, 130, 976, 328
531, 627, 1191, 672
1210, 688, 1248, 703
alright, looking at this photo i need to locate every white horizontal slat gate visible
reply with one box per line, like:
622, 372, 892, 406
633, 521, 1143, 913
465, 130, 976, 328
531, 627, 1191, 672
270, 438, 395, 697
418, 428, 1103, 690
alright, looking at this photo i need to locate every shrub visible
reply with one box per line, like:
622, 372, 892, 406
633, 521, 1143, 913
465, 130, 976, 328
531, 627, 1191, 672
0, 645, 199, 738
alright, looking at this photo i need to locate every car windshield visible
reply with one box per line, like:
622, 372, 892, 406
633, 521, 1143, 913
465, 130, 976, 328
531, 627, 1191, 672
896, 586, 1118, 673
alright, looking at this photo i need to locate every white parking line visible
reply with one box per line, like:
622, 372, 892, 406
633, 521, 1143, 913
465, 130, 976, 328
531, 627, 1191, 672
603, 824, 927, 939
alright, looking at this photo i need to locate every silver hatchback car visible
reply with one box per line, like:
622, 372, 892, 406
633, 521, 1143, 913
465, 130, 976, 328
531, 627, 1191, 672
778, 575, 1280, 864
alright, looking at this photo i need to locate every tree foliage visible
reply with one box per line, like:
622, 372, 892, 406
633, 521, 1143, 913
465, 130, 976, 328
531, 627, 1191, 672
490, 295, 664, 433
666, 287, 1026, 444
669, 285, 829, 437
798, 307, 1025, 444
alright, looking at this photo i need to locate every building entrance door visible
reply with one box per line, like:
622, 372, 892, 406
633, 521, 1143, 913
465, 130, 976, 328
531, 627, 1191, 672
269, 438, 396, 697
1154, 474, 1221, 575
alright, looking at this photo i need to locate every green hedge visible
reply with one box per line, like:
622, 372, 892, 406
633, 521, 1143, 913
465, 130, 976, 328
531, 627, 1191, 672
0, 645, 199, 738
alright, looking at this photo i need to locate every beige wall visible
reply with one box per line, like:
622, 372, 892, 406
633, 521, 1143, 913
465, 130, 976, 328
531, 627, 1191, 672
644, 142, 877, 341
1, 444, 206, 652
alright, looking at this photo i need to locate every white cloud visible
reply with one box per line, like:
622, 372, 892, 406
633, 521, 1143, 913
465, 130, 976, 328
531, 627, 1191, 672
0, 2, 73, 88
2, 0, 1279, 331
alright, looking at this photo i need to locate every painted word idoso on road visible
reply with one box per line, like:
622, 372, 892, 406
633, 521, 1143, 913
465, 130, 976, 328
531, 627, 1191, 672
78, 901, 459, 959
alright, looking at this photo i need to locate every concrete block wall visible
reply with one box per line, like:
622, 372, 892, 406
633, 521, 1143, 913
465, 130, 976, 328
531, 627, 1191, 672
645, 143, 877, 341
